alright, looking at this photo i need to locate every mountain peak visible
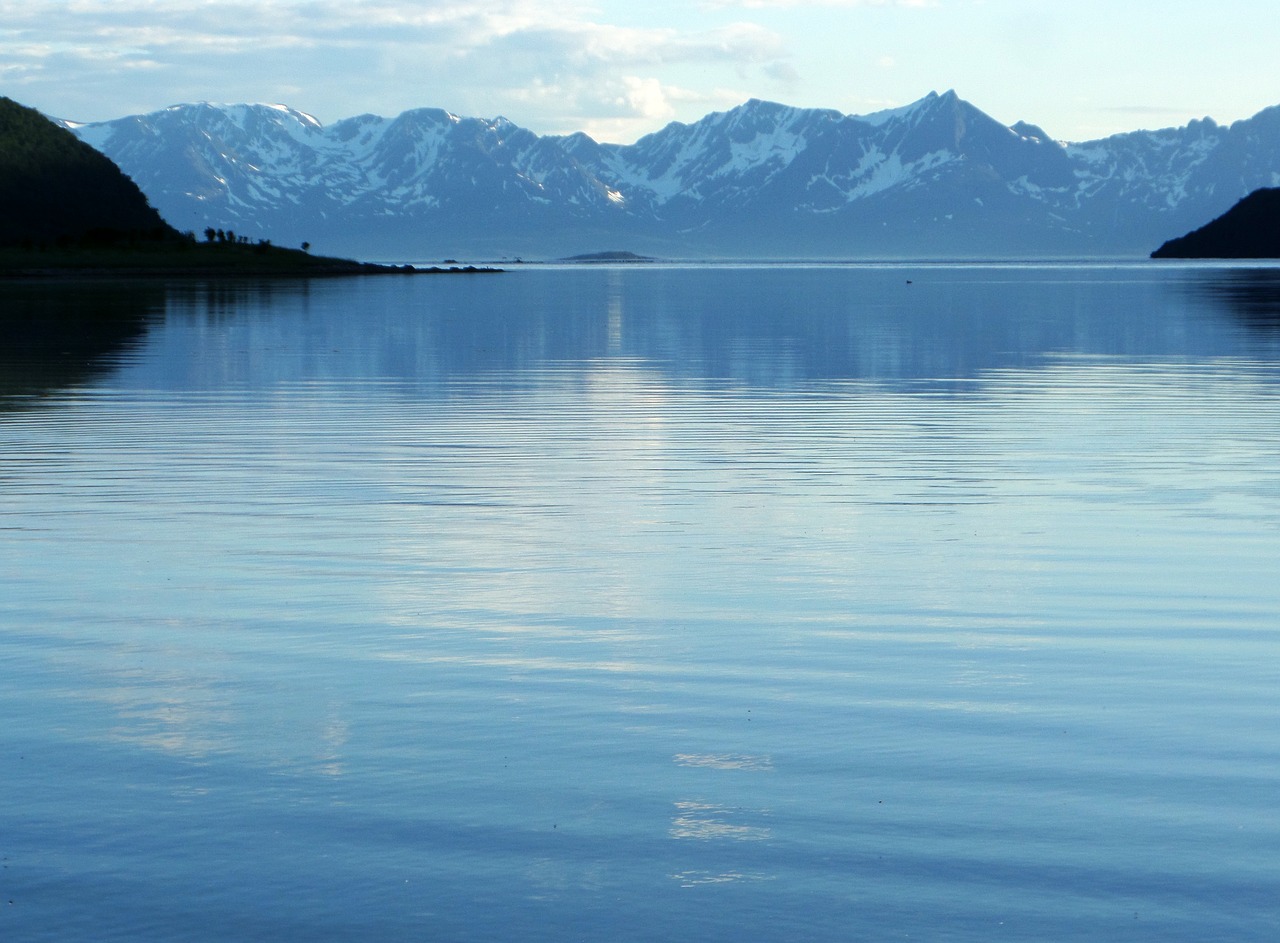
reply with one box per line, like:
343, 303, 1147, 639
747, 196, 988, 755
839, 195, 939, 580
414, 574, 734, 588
857, 89, 967, 126
739, 98, 791, 112
167, 101, 321, 124
911, 89, 960, 108
1011, 120, 1054, 142
391, 106, 460, 127
706, 99, 783, 123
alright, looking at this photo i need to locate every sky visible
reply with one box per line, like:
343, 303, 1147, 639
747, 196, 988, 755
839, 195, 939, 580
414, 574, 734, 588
3, 0, 1279, 144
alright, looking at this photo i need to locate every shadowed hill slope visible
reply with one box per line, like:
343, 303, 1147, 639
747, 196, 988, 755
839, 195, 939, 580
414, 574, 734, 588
1153, 188, 1280, 258
0, 96, 176, 246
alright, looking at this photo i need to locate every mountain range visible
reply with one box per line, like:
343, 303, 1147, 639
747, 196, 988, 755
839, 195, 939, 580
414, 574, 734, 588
63, 91, 1280, 260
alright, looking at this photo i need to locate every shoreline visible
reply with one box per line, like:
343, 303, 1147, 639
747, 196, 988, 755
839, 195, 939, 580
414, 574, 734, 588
0, 241, 504, 280
0, 262, 503, 279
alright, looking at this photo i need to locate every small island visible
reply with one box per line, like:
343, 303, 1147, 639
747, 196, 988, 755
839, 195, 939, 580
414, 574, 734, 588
559, 251, 657, 264
0, 96, 497, 277
1152, 187, 1280, 259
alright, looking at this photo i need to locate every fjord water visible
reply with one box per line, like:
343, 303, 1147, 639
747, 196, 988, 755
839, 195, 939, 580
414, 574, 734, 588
2, 265, 1279, 941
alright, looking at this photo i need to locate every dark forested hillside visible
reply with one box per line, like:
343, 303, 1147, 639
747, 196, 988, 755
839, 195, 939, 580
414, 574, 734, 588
1152, 188, 1280, 258
0, 96, 175, 245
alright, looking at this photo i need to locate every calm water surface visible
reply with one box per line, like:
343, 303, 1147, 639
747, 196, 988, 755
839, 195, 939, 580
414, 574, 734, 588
2, 265, 1279, 941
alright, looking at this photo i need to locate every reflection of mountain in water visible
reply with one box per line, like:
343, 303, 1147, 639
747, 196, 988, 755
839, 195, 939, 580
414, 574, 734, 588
0, 282, 165, 405
1184, 268, 1280, 330
393, 266, 1280, 391
14, 267, 1280, 407
121, 266, 1280, 399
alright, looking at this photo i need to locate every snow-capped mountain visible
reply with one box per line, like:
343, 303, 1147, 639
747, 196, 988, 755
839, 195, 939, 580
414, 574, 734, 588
63, 92, 1280, 259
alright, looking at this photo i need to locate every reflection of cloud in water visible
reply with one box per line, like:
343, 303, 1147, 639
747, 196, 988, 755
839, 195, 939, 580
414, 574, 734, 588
885, 698, 1023, 715
92, 648, 238, 760
316, 708, 350, 777
673, 753, 774, 771
66, 629, 354, 776
525, 857, 609, 896
368, 361, 694, 627
670, 801, 771, 841
950, 665, 1030, 689
377, 651, 644, 674
670, 870, 772, 887
95, 674, 356, 775
104, 692, 233, 759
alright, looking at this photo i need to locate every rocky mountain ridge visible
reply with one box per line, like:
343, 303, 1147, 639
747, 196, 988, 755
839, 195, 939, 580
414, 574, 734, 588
64, 92, 1280, 259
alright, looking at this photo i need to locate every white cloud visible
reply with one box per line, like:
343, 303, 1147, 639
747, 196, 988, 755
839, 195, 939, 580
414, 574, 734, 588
4, 0, 1274, 146
700, 0, 935, 8
0, 0, 796, 138
512, 75, 685, 141
473, 21, 785, 77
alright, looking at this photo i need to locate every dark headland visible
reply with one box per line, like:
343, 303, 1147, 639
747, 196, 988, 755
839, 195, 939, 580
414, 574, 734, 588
1152, 187, 1280, 259
0, 96, 497, 277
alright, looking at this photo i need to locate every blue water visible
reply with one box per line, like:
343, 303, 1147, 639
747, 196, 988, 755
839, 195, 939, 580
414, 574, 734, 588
2, 264, 1280, 941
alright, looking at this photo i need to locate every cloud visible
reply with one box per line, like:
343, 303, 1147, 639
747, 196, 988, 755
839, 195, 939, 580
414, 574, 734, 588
474, 20, 785, 73
0, 0, 795, 139
763, 61, 801, 85
1104, 104, 1203, 117
0, 2, 778, 65
515, 75, 686, 142
700, 0, 935, 7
